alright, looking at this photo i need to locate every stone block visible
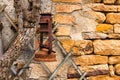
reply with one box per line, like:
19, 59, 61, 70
55, 25, 71, 36
72, 40, 93, 55
103, 0, 116, 4
109, 65, 115, 76
94, 40, 120, 55
106, 13, 120, 24
93, 0, 102, 3
116, 0, 120, 4
68, 64, 109, 78
108, 34, 120, 39
73, 55, 108, 66
52, 0, 82, 3
115, 64, 120, 75
60, 39, 75, 52
82, 32, 108, 40
96, 24, 113, 33
55, 4, 81, 13
114, 24, 120, 33
109, 56, 120, 64
92, 3, 118, 12
54, 14, 75, 25
88, 75, 120, 80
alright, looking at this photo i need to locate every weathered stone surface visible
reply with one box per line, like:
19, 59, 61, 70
55, 4, 81, 13
106, 13, 120, 24
72, 40, 93, 55
108, 34, 120, 39
67, 79, 77, 80
82, 32, 108, 40
68, 64, 109, 78
115, 64, 120, 75
109, 65, 115, 76
60, 39, 75, 52
114, 24, 120, 33
52, 0, 82, 3
103, 0, 116, 4
92, 4, 118, 12
54, 14, 75, 25
96, 24, 113, 33
93, 0, 102, 3
73, 55, 108, 66
88, 75, 120, 80
109, 56, 120, 64
55, 25, 71, 36
94, 40, 120, 55
116, 0, 120, 4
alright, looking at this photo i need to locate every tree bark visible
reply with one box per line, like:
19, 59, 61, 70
0, 0, 40, 79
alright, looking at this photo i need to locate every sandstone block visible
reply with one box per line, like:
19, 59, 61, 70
103, 0, 116, 4
109, 56, 120, 64
55, 4, 81, 13
68, 64, 109, 78
106, 13, 120, 24
116, 0, 120, 4
60, 39, 75, 52
72, 40, 93, 55
92, 4, 118, 12
108, 34, 120, 39
96, 24, 113, 33
86, 11, 106, 23
93, 0, 102, 3
73, 55, 108, 66
94, 40, 120, 55
114, 24, 120, 33
67, 79, 77, 80
55, 26, 71, 36
88, 75, 120, 80
109, 65, 115, 76
82, 32, 108, 40
52, 0, 82, 3
115, 64, 120, 75
54, 14, 75, 25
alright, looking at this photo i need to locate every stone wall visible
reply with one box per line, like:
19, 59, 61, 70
52, 0, 120, 80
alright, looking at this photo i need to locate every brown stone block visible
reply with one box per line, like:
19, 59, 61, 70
109, 56, 120, 64
108, 34, 120, 39
116, 0, 120, 4
96, 24, 113, 33
114, 24, 120, 33
94, 40, 120, 55
93, 0, 102, 3
92, 3, 118, 12
103, 0, 116, 4
88, 75, 120, 80
109, 65, 115, 76
54, 14, 75, 25
60, 39, 75, 52
82, 32, 108, 40
72, 40, 93, 55
106, 13, 120, 24
52, 0, 82, 3
55, 4, 81, 13
73, 55, 108, 66
67, 64, 109, 78
115, 64, 120, 75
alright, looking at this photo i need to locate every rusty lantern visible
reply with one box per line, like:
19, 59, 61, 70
34, 13, 56, 62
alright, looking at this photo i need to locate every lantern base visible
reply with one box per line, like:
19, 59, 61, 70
34, 48, 56, 62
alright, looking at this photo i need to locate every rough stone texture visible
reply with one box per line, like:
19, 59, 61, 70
55, 25, 71, 36
109, 65, 115, 76
82, 32, 108, 40
115, 64, 120, 75
92, 4, 118, 12
54, 14, 75, 25
93, 0, 102, 3
88, 75, 120, 80
72, 40, 93, 55
94, 40, 120, 55
114, 24, 120, 33
109, 56, 120, 64
67, 79, 78, 80
103, 0, 116, 4
108, 34, 120, 39
55, 4, 81, 13
68, 64, 109, 78
96, 24, 113, 33
52, 0, 82, 3
106, 13, 120, 24
73, 55, 108, 66
60, 39, 75, 52
85, 11, 106, 23
116, 0, 120, 4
